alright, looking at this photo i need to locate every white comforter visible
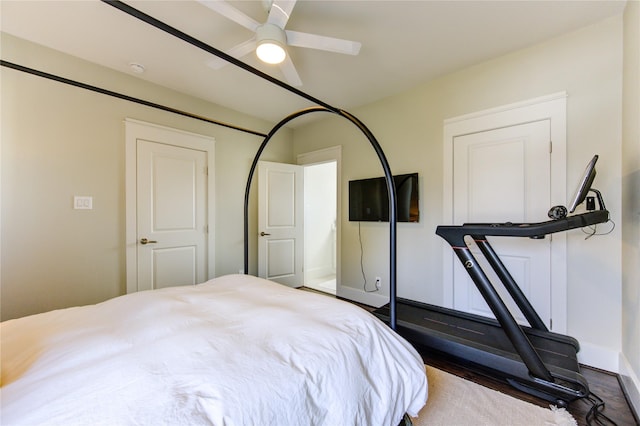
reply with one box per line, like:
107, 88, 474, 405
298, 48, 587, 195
1, 274, 427, 426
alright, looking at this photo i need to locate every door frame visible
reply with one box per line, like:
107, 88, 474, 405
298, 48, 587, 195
297, 146, 342, 293
442, 92, 568, 333
125, 118, 216, 293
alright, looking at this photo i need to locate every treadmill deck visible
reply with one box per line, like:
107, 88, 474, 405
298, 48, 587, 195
374, 298, 587, 402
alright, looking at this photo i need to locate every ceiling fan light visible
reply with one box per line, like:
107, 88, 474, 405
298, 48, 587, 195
256, 23, 287, 64
256, 41, 286, 64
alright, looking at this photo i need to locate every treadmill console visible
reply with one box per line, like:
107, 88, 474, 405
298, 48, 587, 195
437, 154, 609, 246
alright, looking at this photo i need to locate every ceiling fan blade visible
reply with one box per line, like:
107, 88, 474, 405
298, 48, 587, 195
279, 55, 302, 86
267, 0, 297, 29
286, 30, 361, 55
206, 37, 257, 70
197, 0, 260, 31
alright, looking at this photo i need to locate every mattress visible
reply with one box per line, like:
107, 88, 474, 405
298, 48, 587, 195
1, 274, 427, 425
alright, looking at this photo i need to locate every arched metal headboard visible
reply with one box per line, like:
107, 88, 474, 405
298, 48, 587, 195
243, 107, 398, 330
100, 2, 400, 331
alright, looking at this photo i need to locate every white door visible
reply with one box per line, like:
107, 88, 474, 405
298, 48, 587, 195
137, 141, 207, 290
258, 161, 304, 288
452, 120, 552, 327
125, 119, 215, 294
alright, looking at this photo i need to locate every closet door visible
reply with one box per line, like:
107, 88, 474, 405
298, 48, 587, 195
452, 120, 551, 327
136, 141, 208, 290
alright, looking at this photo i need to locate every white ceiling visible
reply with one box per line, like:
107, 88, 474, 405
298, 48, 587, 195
1, 0, 627, 126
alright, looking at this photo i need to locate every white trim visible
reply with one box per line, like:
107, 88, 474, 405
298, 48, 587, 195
619, 353, 640, 419
444, 92, 568, 126
442, 93, 568, 333
297, 146, 342, 294
578, 342, 620, 372
297, 146, 342, 166
338, 284, 389, 308
125, 118, 216, 293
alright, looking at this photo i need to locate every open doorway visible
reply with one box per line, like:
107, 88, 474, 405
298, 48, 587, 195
298, 146, 341, 295
303, 161, 337, 294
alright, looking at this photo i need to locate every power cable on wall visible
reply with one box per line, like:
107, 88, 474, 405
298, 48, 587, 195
358, 222, 378, 293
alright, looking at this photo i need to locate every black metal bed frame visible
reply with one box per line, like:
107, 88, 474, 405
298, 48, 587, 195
98, 0, 401, 329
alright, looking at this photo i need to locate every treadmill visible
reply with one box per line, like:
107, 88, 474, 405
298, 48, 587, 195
374, 155, 609, 406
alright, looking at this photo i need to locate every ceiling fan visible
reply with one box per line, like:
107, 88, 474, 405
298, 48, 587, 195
197, 0, 362, 86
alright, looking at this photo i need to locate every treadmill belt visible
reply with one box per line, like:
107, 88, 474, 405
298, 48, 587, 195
374, 299, 580, 372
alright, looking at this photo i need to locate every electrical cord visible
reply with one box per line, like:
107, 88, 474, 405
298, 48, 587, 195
582, 219, 616, 240
583, 391, 618, 425
358, 222, 378, 293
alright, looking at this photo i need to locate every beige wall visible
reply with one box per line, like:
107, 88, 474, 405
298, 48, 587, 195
1, 34, 293, 321
293, 16, 625, 370
621, 0, 640, 412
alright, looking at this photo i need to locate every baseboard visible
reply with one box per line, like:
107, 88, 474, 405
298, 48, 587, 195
577, 342, 620, 372
305, 265, 335, 281
337, 284, 388, 308
619, 353, 640, 422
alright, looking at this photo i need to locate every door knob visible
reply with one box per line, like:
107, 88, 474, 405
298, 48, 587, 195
260, 232, 271, 236
140, 238, 158, 245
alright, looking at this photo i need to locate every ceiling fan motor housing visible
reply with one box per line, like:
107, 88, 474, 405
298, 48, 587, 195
257, 23, 287, 45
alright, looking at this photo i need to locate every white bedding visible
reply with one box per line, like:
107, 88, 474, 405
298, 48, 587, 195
1, 274, 427, 425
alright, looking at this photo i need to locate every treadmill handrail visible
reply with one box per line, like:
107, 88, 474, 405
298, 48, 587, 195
436, 210, 609, 246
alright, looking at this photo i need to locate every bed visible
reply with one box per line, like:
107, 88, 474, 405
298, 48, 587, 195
1, 274, 427, 425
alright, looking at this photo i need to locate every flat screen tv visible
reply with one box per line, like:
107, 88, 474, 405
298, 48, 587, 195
349, 173, 419, 222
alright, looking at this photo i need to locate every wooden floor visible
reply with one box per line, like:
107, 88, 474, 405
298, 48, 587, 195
303, 289, 639, 426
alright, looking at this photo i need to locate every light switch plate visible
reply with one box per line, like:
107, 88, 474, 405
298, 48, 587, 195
74, 196, 93, 210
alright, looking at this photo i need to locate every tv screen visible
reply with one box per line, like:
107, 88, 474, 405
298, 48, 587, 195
349, 173, 419, 222
568, 155, 598, 213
